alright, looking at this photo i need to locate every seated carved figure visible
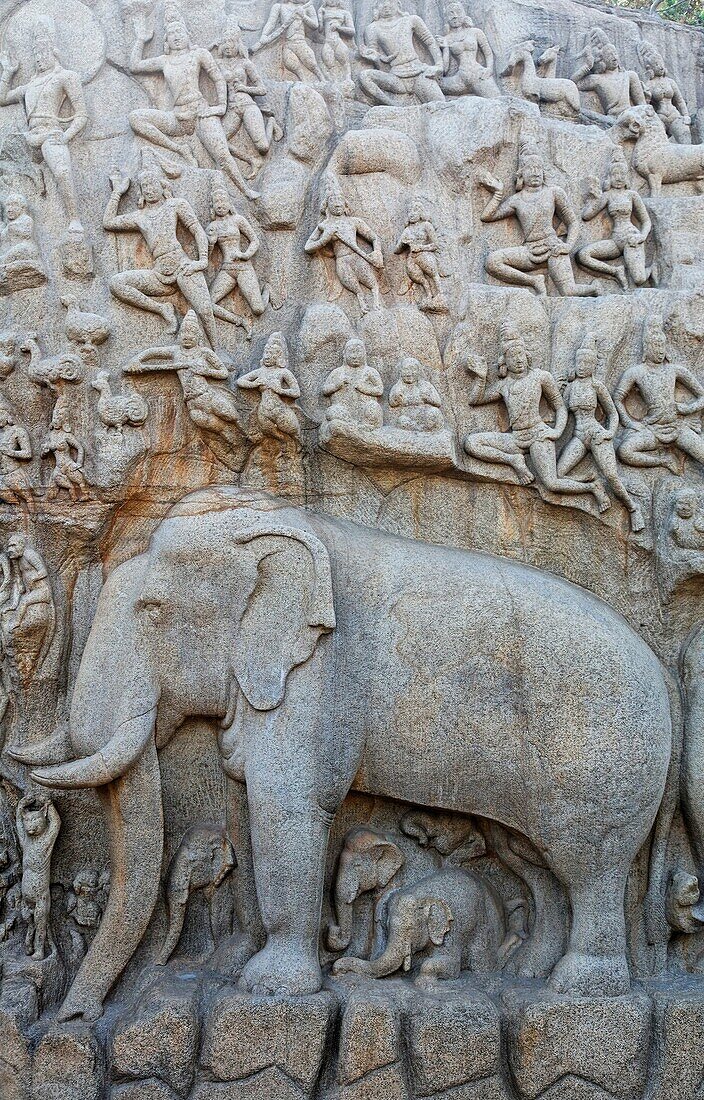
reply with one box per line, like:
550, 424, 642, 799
669, 488, 704, 552
571, 29, 645, 124
0, 192, 46, 296
638, 41, 691, 145
437, 2, 498, 98
577, 147, 652, 290
388, 358, 445, 432
321, 337, 384, 432
358, 0, 444, 106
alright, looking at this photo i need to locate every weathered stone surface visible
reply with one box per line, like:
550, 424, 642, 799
32, 1026, 102, 1100
651, 986, 704, 1100
110, 1080, 178, 1100
111, 977, 199, 1095
406, 989, 503, 1095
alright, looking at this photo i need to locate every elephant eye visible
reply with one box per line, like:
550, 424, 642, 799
136, 598, 163, 623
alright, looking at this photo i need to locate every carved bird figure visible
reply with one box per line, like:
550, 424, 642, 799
91, 371, 148, 435
60, 296, 111, 350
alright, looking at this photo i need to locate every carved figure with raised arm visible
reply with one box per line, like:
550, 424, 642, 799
207, 186, 269, 338
322, 337, 383, 430
577, 147, 652, 289
215, 18, 282, 176
41, 409, 89, 502
124, 310, 241, 438
638, 40, 691, 144
614, 316, 704, 474
464, 320, 609, 511
252, 0, 323, 83
237, 332, 302, 446
16, 794, 60, 960
480, 139, 598, 297
318, 0, 356, 90
305, 177, 384, 314
127, 1, 259, 200
0, 21, 88, 233
103, 164, 217, 346
0, 191, 46, 295
388, 358, 445, 432
558, 333, 644, 532
394, 200, 448, 312
358, 0, 444, 106
571, 29, 645, 124
437, 1, 498, 98
501, 41, 580, 117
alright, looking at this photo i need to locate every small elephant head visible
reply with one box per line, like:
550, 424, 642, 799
386, 890, 454, 973
401, 810, 486, 864
327, 827, 404, 952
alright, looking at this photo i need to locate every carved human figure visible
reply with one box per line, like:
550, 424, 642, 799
358, 0, 444, 106
557, 334, 644, 532
638, 41, 691, 144
305, 180, 384, 314
66, 870, 108, 958
437, 1, 498, 98
0, 22, 88, 232
333, 867, 508, 983
252, 0, 323, 83
464, 321, 609, 509
237, 333, 302, 446
669, 488, 704, 551
501, 41, 581, 117
577, 147, 652, 290
127, 1, 258, 201
2, 534, 54, 672
103, 166, 217, 346
0, 842, 19, 939
318, 0, 356, 90
16, 794, 60, 960
0, 191, 46, 292
215, 19, 281, 177
0, 331, 18, 380
207, 186, 269, 337
322, 337, 383, 430
480, 140, 597, 297
157, 824, 235, 964
124, 311, 241, 437
327, 828, 404, 952
571, 29, 646, 123
388, 358, 445, 432
614, 317, 704, 474
121, 0, 158, 44
394, 201, 448, 312
41, 409, 89, 502
0, 405, 33, 507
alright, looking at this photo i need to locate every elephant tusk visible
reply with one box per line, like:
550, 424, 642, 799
32, 702, 157, 789
32, 750, 115, 789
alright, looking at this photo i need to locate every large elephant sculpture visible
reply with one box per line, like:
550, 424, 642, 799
32, 485, 671, 1022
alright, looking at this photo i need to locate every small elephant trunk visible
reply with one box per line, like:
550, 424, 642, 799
334, 939, 409, 979
327, 889, 356, 952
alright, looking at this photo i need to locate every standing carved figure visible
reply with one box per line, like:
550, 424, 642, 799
558, 334, 644, 531
215, 19, 281, 177
0, 405, 32, 507
1, 533, 55, 691
394, 201, 448, 311
571, 29, 645, 124
0, 22, 88, 233
322, 337, 383, 430
207, 186, 269, 338
464, 320, 609, 510
16, 794, 60, 960
305, 179, 384, 314
614, 316, 704, 474
437, 2, 498, 98
124, 311, 241, 438
127, 1, 258, 201
252, 0, 323, 83
480, 140, 597, 297
318, 0, 356, 91
157, 824, 235, 964
103, 165, 217, 346
41, 410, 89, 502
578, 147, 652, 289
389, 358, 445, 432
638, 41, 691, 144
358, 0, 444, 106
66, 870, 109, 959
237, 333, 302, 446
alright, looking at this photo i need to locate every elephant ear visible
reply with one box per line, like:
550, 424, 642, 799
232, 523, 336, 711
372, 839, 405, 889
423, 897, 454, 946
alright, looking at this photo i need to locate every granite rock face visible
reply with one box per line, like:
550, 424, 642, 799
1, 0, 704, 1094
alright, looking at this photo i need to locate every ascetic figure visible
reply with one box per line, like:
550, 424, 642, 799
16, 794, 60, 960
0, 22, 88, 232
437, 1, 498, 98
322, 337, 384, 430
125, 311, 241, 438
480, 140, 597, 297
571, 29, 645, 123
388, 358, 445, 432
0, 405, 32, 507
103, 166, 217, 346
614, 316, 704, 474
638, 40, 691, 144
0, 191, 46, 292
207, 186, 269, 337
358, 0, 444, 106
127, 1, 258, 200
558, 334, 644, 532
252, 0, 323, 83
577, 147, 652, 289
464, 320, 608, 510
394, 201, 447, 311
41, 410, 89, 502
305, 181, 384, 314
215, 19, 281, 176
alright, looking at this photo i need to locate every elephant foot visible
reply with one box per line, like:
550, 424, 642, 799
548, 951, 630, 997
238, 939, 322, 997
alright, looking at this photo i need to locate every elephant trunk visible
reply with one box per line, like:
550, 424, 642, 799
157, 891, 187, 966
333, 939, 409, 979
327, 887, 356, 952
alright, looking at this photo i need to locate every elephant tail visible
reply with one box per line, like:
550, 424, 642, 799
645, 662, 684, 960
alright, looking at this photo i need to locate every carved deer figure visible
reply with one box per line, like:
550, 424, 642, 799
502, 41, 580, 116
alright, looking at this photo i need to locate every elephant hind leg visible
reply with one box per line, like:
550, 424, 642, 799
58, 740, 164, 1022
548, 867, 629, 997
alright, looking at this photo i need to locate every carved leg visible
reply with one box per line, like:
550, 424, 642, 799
549, 870, 630, 996
485, 247, 546, 295
110, 271, 179, 332
197, 118, 260, 201
548, 254, 598, 297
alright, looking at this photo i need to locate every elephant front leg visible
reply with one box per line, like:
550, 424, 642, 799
239, 766, 332, 997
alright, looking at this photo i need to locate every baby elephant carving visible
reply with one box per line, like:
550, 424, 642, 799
400, 810, 486, 864
327, 827, 405, 952
333, 868, 506, 984
157, 824, 236, 965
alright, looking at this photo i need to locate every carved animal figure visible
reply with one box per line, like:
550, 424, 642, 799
501, 41, 580, 116
615, 104, 704, 197
157, 823, 236, 964
60, 296, 111, 352
333, 867, 507, 982
32, 486, 672, 1022
327, 827, 405, 951
91, 372, 148, 435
